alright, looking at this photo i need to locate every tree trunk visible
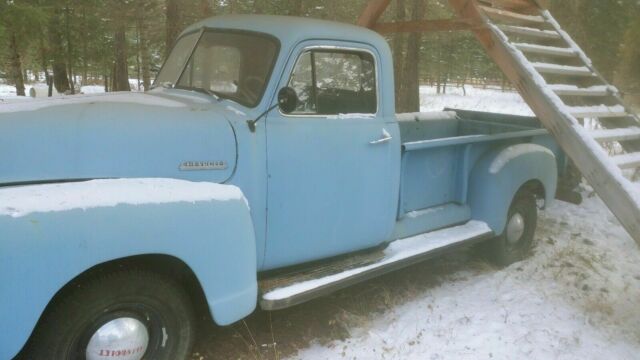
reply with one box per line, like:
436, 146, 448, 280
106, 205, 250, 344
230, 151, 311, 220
165, 0, 181, 54
7, 31, 26, 96
136, 3, 152, 91
253, 0, 265, 13
81, 5, 88, 85
200, 0, 213, 17
399, 0, 424, 113
49, 11, 70, 93
289, 0, 303, 16
393, 0, 406, 111
113, 25, 131, 92
65, 6, 75, 94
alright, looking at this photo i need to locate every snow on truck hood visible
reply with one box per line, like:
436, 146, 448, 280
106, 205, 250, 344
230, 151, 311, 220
0, 178, 247, 218
0, 91, 191, 114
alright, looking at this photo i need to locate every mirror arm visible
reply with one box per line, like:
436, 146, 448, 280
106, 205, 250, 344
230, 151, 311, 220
247, 102, 280, 133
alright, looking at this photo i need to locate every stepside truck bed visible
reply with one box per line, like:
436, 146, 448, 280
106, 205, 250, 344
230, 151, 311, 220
393, 109, 565, 240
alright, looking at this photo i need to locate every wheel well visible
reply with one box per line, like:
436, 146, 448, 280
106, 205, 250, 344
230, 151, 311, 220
518, 179, 546, 206
19, 255, 212, 357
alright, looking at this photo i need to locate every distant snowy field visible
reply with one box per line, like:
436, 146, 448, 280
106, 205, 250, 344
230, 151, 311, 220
1, 83, 639, 359
420, 85, 535, 116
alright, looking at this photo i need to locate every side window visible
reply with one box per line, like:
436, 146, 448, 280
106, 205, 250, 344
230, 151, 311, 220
286, 49, 377, 116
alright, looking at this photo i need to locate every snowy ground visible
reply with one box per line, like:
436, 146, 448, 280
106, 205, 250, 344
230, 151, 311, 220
291, 194, 640, 360
1, 83, 639, 359
420, 85, 534, 116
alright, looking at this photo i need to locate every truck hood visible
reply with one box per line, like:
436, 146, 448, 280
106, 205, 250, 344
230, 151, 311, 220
0, 91, 238, 185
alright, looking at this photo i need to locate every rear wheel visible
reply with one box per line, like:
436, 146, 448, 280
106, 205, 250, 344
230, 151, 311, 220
23, 270, 195, 360
487, 189, 538, 267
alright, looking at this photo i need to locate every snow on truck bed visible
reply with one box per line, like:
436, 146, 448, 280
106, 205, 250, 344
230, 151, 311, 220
0, 178, 246, 218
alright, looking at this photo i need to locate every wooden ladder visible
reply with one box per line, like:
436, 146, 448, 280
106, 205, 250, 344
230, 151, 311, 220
447, 0, 640, 243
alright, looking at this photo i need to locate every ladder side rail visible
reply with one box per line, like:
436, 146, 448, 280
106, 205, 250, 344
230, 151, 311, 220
447, 0, 640, 244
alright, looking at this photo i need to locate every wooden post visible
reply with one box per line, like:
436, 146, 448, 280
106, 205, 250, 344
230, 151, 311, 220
358, 0, 393, 28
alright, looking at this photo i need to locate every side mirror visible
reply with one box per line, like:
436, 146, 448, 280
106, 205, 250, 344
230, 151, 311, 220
278, 87, 298, 114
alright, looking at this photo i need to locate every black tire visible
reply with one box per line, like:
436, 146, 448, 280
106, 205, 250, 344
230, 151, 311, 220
486, 189, 538, 267
23, 270, 195, 360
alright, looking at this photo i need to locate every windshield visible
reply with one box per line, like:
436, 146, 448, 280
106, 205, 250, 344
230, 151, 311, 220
154, 30, 279, 108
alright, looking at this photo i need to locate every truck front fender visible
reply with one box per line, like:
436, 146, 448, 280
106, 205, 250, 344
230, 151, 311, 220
468, 144, 558, 235
0, 179, 256, 360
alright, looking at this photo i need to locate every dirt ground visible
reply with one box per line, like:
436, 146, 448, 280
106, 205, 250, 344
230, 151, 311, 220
190, 248, 489, 360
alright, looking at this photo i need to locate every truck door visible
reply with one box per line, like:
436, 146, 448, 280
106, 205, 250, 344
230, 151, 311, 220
264, 42, 399, 269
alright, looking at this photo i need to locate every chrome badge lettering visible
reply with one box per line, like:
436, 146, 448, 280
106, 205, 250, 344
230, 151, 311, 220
179, 161, 228, 171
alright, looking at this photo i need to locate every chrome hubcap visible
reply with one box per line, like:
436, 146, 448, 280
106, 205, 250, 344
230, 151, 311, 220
506, 212, 526, 245
86, 317, 149, 360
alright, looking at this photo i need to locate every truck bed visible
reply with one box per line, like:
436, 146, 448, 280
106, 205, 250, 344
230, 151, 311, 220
393, 109, 563, 240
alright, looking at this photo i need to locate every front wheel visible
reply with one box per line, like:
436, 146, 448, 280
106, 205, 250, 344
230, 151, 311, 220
23, 270, 195, 360
486, 189, 538, 267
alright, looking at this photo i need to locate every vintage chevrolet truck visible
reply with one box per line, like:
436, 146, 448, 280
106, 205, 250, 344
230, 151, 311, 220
1, 15, 570, 360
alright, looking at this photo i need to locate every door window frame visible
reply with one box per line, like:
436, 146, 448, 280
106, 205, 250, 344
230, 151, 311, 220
278, 44, 381, 118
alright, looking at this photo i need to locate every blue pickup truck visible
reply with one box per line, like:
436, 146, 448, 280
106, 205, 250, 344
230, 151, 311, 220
1, 15, 569, 360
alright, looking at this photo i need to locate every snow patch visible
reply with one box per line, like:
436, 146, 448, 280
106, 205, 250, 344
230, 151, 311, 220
548, 84, 616, 93
0, 178, 246, 218
419, 86, 534, 116
0, 92, 186, 114
567, 104, 627, 116
531, 62, 593, 74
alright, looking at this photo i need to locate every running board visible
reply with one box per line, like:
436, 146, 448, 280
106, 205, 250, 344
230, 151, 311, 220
259, 221, 493, 311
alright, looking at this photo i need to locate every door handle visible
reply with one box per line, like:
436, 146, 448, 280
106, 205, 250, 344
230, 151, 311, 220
370, 129, 393, 145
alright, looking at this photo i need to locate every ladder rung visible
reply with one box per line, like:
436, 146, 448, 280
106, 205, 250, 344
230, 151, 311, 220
590, 127, 640, 143
612, 152, 640, 170
481, 5, 546, 25
549, 85, 613, 97
568, 105, 627, 119
533, 62, 594, 76
514, 43, 577, 57
499, 25, 562, 39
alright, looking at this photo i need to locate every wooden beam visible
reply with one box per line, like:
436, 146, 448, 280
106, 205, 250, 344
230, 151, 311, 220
480, 5, 545, 25
358, 0, 393, 28
373, 18, 482, 33
479, 0, 540, 12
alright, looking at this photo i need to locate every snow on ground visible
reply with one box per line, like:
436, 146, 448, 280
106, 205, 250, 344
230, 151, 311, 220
292, 194, 640, 360
0, 79, 137, 101
420, 85, 535, 116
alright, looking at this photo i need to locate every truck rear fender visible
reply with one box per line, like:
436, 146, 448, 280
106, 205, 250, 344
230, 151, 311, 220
0, 182, 257, 360
467, 144, 558, 235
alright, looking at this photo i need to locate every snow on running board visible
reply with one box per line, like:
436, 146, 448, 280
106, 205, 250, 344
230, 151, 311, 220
261, 221, 492, 301
0, 178, 246, 218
